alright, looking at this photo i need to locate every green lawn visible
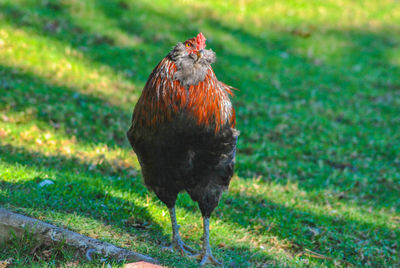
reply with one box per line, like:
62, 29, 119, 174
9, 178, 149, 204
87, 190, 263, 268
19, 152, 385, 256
1, 0, 399, 267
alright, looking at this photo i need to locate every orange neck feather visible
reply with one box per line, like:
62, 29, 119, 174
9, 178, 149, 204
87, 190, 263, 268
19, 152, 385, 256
133, 58, 235, 132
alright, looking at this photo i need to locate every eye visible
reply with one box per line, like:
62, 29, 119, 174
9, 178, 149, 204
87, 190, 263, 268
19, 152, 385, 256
185, 43, 191, 48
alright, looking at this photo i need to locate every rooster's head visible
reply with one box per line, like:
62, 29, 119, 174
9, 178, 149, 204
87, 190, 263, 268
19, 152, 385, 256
168, 32, 216, 87
169, 33, 215, 65
183, 32, 207, 57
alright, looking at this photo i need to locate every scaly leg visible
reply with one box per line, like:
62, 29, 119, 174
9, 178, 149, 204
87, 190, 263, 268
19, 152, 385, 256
191, 216, 222, 266
163, 206, 197, 256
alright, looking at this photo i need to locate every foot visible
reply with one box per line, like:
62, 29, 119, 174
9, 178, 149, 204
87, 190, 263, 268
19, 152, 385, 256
192, 216, 222, 266
163, 237, 197, 256
164, 206, 198, 256
190, 251, 222, 266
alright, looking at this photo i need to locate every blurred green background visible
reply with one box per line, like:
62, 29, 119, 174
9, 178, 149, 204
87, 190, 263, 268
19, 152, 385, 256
0, 0, 399, 267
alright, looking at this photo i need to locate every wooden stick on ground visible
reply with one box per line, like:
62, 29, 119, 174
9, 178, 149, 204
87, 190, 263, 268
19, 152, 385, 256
0, 208, 158, 264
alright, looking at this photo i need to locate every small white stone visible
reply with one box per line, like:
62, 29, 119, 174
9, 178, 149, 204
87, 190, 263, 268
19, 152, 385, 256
38, 179, 54, 187
352, 64, 362, 72
279, 52, 289, 59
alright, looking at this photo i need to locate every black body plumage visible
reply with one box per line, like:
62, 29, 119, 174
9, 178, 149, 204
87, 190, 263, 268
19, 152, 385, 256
128, 117, 238, 217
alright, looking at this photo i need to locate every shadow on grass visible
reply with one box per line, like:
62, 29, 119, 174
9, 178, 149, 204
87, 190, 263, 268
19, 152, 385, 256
217, 190, 399, 267
0, 143, 158, 232
0, 65, 131, 148
0, 1, 169, 86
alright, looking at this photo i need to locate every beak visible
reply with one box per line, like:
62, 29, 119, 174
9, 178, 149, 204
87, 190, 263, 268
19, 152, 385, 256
195, 50, 203, 62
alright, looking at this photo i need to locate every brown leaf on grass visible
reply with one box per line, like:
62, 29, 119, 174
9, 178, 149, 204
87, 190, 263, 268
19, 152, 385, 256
0, 128, 9, 137
89, 34, 115, 46
42, 249, 52, 260
290, 25, 316, 38
118, 1, 130, 9
392, 216, 400, 223
43, 0, 63, 11
291, 29, 312, 38
1, 114, 9, 122
123, 217, 150, 230
64, 260, 80, 267
87, 232, 99, 239
296, 249, 355, 267
325, 160, 354, 170
44, 21, 62, 34
0, 258, 14, 268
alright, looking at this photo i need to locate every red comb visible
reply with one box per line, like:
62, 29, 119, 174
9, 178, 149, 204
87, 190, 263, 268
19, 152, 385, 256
196, 32, 206, 50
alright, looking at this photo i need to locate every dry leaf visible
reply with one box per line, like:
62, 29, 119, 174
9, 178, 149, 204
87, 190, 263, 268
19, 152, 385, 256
0, 258, 14, 268
65, 260, 80, 267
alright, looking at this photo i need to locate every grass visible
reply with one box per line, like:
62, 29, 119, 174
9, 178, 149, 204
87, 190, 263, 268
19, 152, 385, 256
0, 0, 399, 267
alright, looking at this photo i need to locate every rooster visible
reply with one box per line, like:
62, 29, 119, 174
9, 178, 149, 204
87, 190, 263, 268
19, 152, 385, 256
127, 33, 238, 266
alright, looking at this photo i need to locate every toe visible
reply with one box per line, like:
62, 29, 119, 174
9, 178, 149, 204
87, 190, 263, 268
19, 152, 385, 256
209, 254, 222, 266
162, 245, 174, 252
163, 240, 198, 257
182, 243, 197, 254
188, 253, 201, 260
197, 253, 222, 267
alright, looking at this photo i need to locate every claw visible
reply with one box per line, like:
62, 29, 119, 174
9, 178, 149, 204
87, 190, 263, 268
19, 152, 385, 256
200, 252, 222, 266
181, 242, 197, 255
163, 238, 197, 256
190, 252, 222, 266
